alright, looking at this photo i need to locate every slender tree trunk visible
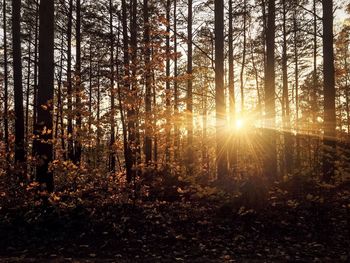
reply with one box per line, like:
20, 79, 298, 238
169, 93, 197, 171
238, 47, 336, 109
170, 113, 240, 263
108, 0, 116, 172
67, 0, 74, 161
322, 0, 336, 182
240, 0, 247, 113
294, 9, 300, 167
228, 0, 236, 173
12, 0, 26, 168
215, 0, 228, 180
173, 0, 179, 160
56, 32, 65, 155
32, 2, 39, 159
282, 0, 292, 174
144, 0, 152, 164
35, 0, 54, 192
25, 34, 31, 151
3, 0, 9, 166
344, 49, 350, 135
165, 0, 171, 165
122, 0, 133, 182
75, 0, 82, 164
129, 0, 138, 182
96, 63, 101, 164
187, 0, 193, 174
312, 0, 318, 129
263, 0, 277, 179
88, 43, 93, 139
152, 52, 158, 165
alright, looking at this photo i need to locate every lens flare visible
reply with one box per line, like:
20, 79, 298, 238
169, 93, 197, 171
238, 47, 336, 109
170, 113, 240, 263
235, 119, 244, 130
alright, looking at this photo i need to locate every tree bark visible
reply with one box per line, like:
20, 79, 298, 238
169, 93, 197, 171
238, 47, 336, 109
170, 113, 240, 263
3, 0, 9, 165
322, 0, 336, 182
144, 0, 152, 164
35, 0, 54, 192
187, 0, 193, 174
215, 0, 228, 180
263, 0, 277, 179
75, 0, 82, 164
109, 0, 116, 172
12, 0, 26, 167
67, 0, 74, 161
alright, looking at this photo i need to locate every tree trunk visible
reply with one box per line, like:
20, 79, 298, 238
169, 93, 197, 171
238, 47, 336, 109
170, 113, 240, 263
32, 2, 39, 160
12, 0, 26, 168
75, 0, 82, 164
263, 0, 277, 179
144, 0, 152, 164
282, 0, 292, 174
3, 0, 9, 165
121, 0, 133, 182
173, 0, 179, 160
67, 0, 74, 161
109, 0, 116, 172
293, 9, 300, 167
35, 0, 54, 192
165, 0, 171, 165
240, 0, 247, 113
322, 0, 336, 182
187, 0, 193, 174
215, 0, 228, 180
25, 33, 31, 152
228, 0, 236, 173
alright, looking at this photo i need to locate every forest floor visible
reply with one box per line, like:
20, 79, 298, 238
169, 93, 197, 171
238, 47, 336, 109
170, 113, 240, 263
0, 178, 349, 263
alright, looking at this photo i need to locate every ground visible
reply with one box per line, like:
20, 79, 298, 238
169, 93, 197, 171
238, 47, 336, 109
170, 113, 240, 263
0, 179, 349, 262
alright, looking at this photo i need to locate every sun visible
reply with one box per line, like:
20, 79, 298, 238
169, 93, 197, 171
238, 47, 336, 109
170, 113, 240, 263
235, 119, 244, 130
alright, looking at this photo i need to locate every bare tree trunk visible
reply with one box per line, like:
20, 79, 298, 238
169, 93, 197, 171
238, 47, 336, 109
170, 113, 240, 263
25, 31, 32, 153
12, 0, 26, 168
322, 0, 336, 182
35, 0, 54, 192
96, 63, 101, 165
228, 0, 236, 173
67, 0, 74, 161
215, 0, 228, 180
240, 0, 247, 113
312, 0, 318, 129
144, 0, 152, 164
293, 9, 300, 167
165, 0, 171, 165
56, 32, 65, 155
3, 0, 9, 165
263, 0, 277, 179
75, 0, 82, 164
129, 0, 138, 183
108, 0, 116, 172
121, 0, 133, 183
32, 2, 39, 160
173, 0, 179, 160
187, 0, 193, 174
282, 0, 292, 174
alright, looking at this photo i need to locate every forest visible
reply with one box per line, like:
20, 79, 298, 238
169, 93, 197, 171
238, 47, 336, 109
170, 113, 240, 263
0, 0, 349, 261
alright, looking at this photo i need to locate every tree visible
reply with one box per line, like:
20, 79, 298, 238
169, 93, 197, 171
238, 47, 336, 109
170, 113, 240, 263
281, 0, 292, 174
144, 0, 152, 164
108, 0, 116, 172
67, 0, 74, 162
228, 0, 236, 173
35, 0, 54, 192
12, 0, 26, 168
322, 0, 336, 182
75, 0, 82, 164
187, 0, 194, 174
215, 0, 228, 180
3, 0, 9, 167
263, 0, 277, 179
